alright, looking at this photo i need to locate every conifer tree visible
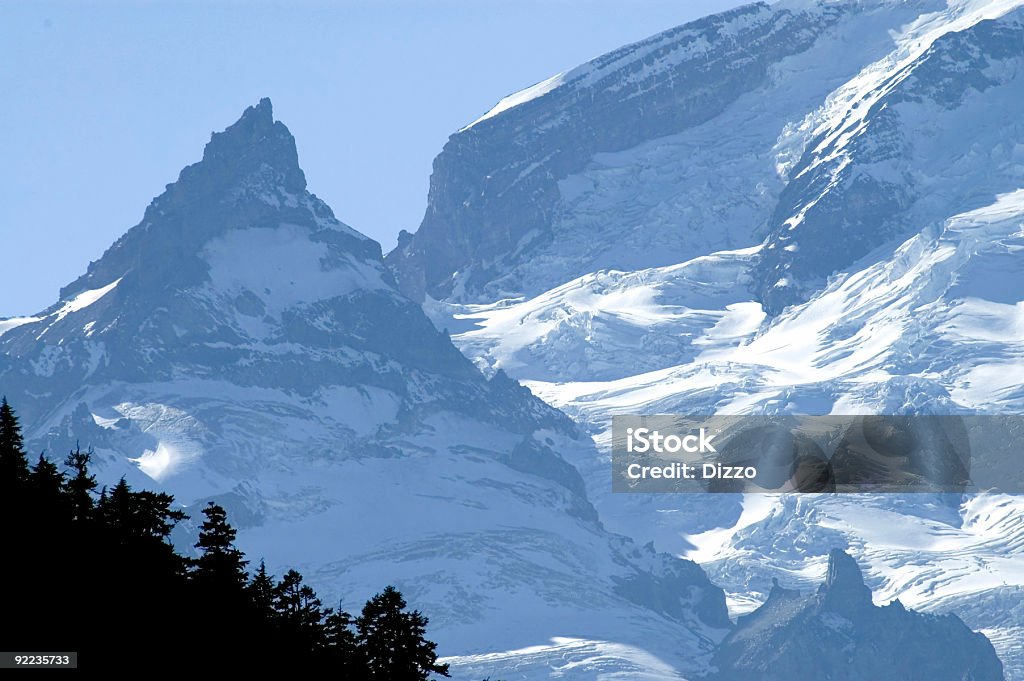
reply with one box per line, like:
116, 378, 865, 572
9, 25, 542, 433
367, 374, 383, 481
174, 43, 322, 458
248, 559, 277, 618
97, 478, 185, 542
64, 444, 97, 521
274, 569, 327, 649
29, 453, 65, 499
29, 453, 68, 522
193, 502, 248, 590
96, 478, 133, 537
133, 489, 185, 541
357, 585, 450, 680
324, 607, 364, 670
0, 396, 29, 488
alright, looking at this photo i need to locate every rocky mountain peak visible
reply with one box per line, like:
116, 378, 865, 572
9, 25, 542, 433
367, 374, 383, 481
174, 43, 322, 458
712, 547, 1004, 680
824, 549, 866, 590
819, 548, 873, 611
179, 97, 306, 196
54, 99, 334, 303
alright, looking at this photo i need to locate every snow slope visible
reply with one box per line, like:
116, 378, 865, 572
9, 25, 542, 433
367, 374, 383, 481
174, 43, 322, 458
454, 167, 1024, 679
389, 0, 1017, 303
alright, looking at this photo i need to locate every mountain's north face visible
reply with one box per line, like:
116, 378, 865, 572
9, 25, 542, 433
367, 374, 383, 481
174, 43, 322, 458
0, 100, 732, 677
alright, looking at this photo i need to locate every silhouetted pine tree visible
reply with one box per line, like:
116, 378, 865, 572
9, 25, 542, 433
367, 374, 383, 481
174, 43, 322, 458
249, 559, 277, 618
357, 585, 451, 680
0, 396, 29, 491
63, 444, 96, 521
95, 477, 186, 571
29, 453, 65, 497
0, 397, 450, 673
324, 607, 365, 672
28, 453, 70, 530
97, 475, 184, 540
274, 569, 327, 651
130, 488, 187, 542
193, 502, 248, 590
0, 397, 33, 648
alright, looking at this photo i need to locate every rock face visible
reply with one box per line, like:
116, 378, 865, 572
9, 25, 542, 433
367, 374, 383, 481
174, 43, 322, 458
711, 549, 1005, 681
389, 1, 1024, 318
386, 1, 849, 302
0, 100, 730, 678
753, 10, 1024, 313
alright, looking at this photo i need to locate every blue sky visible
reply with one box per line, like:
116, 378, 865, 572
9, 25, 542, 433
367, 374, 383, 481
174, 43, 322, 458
1, 0, 743, 316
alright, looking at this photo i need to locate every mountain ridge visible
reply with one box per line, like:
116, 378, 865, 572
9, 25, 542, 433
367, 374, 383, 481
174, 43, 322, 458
711, 549, 1005, 681
386, 0, 852, 302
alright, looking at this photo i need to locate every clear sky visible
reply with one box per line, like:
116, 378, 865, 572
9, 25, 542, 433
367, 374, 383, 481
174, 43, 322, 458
1, 0, 744, 316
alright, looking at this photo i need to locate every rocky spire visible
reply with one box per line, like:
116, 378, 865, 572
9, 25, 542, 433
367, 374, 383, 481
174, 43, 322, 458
59, 99, 311, 301
173, 97, 307, 198
716, 546, 1005, 679
820, 548, 873, 610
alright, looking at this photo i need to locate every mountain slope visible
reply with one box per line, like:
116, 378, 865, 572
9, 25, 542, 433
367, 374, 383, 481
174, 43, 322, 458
511, 183, 1024, 679
394, 0, 1024, 675
755, 4, 1024, 312
0, 100, 732, 679
387, 0, 841, 301
388, 0, 984, 304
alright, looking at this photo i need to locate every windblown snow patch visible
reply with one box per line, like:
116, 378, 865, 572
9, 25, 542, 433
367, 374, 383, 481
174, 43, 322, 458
463, 72, 567, 130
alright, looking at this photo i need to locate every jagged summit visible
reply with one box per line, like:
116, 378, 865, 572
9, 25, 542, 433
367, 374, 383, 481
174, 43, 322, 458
712, 549, 1004, 680
820, 548, 872, 606
213, 97, 277, 144
180, 97, 306, 197
824, 548, 864, 588
153, 96, 309, 219
54, 98, 356, 304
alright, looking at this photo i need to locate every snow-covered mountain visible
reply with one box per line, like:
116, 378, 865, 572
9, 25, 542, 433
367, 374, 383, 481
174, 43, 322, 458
754, 0, 1024, 313
390, 0, 1023, 308
391, 0, 1024, 675
389, 0, 845, 302
4, 0, 1021, 676
0, 100, 735, 679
